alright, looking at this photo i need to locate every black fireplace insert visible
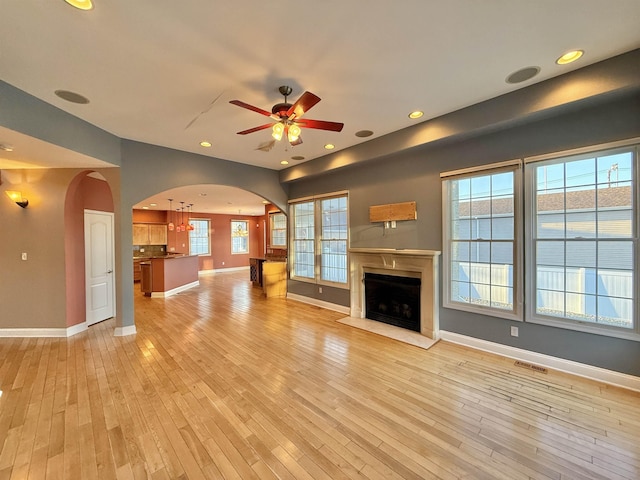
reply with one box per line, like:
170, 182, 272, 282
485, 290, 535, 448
364, 272, 421, 332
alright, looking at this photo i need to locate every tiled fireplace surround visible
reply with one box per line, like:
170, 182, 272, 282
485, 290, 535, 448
349, 248, 441, 339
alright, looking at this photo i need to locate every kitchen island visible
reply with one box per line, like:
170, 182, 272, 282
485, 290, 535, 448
139, 254, 199, 297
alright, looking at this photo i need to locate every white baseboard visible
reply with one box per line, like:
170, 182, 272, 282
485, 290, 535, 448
439, 330, 640, 393
199, 266, 249, 275
150, 280, 200, 298
114, 325, 137, 336
0, 322, 88, 338
286, 293, 351, 315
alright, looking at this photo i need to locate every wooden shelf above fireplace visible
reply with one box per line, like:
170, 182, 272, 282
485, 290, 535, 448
369, 201, 417, 223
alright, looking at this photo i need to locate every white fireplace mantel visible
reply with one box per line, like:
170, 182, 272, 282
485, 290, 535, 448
349, 248, 441, 339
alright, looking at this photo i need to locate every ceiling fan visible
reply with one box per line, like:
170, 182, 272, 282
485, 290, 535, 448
229, 86, 344, 146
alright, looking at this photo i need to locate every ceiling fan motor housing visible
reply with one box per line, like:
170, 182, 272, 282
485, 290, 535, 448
272, 102, 293, 117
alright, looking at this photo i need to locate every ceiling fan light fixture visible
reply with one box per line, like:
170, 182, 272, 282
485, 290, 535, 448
288, 124, 301, 142
272, 122, 284, 141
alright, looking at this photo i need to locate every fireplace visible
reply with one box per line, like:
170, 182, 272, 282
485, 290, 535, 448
364, 273, 421, 331
349, 248, 441, 339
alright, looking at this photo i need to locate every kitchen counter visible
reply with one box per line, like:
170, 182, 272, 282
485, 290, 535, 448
140, 254, 199, 297
134, 252, 192, 260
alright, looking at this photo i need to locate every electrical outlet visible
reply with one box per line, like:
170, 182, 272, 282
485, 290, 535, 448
222, 262, 225, 266
21, 252, 28, 261
318, 287, 323, 294
511, 326, 519, 337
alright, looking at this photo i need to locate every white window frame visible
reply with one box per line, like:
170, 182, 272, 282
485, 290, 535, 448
524, 140, 639, 341
231, 220, 249, 255
188, 218, 210, 256
441, 160, 523, 321
289, 191, 349, 289
269, 211, 287, 247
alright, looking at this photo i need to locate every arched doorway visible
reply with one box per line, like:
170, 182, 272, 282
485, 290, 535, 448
131, 184, 287, 296
64, 171, 115, 330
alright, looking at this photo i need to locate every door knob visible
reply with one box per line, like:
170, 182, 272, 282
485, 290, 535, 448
107, 270, 113, 274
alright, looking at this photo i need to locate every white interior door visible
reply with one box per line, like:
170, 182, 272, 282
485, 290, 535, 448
85, 210, 115, 325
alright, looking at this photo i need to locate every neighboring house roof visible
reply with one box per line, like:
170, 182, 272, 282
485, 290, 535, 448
457, 185, 631, 216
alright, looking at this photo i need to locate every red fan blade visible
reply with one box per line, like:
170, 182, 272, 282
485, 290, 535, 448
286, 91, 321, 119
236, 123, 273, 135
295, 118, 344, 132
229, 100, 273, 117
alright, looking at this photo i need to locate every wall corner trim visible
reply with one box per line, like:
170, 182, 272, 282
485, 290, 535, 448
439, 331, 640, 393
114, 325, 137, 337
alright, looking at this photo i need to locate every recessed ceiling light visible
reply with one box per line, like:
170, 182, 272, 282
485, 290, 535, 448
355, 130, 374, 138
262, 200, 269, 204
0, 143, 14, 152
505, 66, 541, 84
142, 206, 149, 210
291, 155, 305, 161
149, 203, 157, 207
200, 141, 212, 147
54, 90, 90, 104
408, 111, 423, 119
280, 160, 289, 165
63, 0, 93, 10
324, 144, 335, 150
556, 50, 584, 65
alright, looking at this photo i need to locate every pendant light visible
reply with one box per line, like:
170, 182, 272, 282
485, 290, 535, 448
179, 202, 186, 232
187, 204, 196, 231
167, 199, 175, 231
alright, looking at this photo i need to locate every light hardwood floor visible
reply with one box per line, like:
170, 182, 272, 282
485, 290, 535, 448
1, 270, 639, 479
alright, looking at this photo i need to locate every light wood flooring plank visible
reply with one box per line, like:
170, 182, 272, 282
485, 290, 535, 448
1, 270, 639, 479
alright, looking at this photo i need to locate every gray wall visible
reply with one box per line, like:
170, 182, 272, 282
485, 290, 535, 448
286, 92, 640, 376
0, 81, 122, 167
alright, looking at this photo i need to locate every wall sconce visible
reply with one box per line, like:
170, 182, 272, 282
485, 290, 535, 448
6, 191, 29, 208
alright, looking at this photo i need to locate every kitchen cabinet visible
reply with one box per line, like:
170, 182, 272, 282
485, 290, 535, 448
133, 223, 167, 245
133, 258, 143, 282
133, 224, 149, 245
140, 262, 152, 295
148, 224, 167, 244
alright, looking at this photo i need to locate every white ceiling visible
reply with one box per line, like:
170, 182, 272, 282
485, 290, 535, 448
1, 0, 639, 213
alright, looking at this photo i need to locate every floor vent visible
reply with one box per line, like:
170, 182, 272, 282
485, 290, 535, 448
514, 360, 548, 374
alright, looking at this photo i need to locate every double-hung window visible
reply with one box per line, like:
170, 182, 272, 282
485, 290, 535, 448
442, 141, 639, 340
269, 212, 287, 247
291, 201, 315, 279
442, 161, 522, 320
189, 219, 210, 255
231, 220, 249, 254
290, 192, 349, 287
525, 144, 637, 337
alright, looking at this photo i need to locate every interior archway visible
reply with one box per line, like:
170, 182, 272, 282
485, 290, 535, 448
64, 171, 115, 329
130, 183, 287, 297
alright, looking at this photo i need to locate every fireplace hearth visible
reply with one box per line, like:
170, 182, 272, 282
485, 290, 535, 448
364, 273, 421, 332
